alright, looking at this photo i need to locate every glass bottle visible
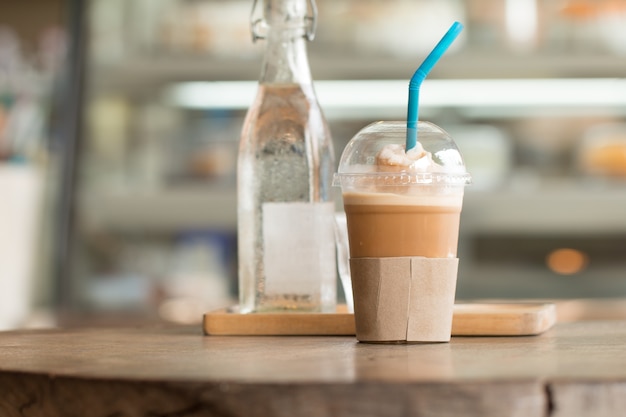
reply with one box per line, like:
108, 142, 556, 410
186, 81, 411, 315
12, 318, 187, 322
238, 0, 336, 313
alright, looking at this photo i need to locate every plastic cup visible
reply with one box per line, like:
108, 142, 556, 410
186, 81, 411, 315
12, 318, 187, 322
333, 121, 471, 343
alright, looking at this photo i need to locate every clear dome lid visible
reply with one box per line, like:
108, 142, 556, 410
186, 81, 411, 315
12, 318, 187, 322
333, 121, 471, 188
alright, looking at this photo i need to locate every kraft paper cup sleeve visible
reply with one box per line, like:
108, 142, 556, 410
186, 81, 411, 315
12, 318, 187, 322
350, 257, 459, 343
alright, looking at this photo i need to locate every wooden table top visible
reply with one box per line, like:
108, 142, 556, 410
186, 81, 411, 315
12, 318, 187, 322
1, 320, 625, 417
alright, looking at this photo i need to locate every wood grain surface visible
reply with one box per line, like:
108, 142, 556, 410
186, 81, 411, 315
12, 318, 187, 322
0, 321, 625, 416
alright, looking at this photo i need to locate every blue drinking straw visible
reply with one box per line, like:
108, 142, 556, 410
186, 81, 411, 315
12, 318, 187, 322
406, 21, 464, 151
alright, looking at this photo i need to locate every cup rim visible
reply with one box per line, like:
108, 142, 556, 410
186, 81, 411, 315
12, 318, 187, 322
332, 171, 472, 187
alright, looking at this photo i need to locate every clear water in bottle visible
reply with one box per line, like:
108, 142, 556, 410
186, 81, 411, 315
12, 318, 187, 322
238, 83, 336, 313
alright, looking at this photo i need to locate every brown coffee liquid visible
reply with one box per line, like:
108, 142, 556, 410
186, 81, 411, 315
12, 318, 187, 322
344, 202, 461, 258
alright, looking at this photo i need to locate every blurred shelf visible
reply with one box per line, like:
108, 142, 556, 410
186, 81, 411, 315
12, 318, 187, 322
79, 179, 626, 235
88, 52, 626, 96
79, 183, 237, 234
462, 181, 626, 234
457, 263, 626, 299
162, 78, 626, 119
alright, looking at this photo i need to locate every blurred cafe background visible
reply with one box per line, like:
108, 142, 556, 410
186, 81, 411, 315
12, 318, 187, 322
2, 0, 626, 329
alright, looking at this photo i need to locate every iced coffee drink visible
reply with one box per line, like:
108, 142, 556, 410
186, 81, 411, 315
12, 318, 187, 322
334, 121, 470, 343
343, 191, 461, 258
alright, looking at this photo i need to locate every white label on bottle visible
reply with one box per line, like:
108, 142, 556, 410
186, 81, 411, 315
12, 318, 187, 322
262, 202, 336, 295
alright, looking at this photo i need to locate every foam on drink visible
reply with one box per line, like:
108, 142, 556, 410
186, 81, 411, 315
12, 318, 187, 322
376, 142, 435, 172
344, 142, 463, 209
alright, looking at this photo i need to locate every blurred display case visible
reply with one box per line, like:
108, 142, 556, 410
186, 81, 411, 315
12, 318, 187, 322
70, 0, 626, 322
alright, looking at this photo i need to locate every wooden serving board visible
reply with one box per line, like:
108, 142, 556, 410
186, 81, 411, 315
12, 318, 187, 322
203, 303, 556, 337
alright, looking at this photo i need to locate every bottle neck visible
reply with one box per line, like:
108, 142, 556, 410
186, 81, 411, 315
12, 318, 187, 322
254, 0, 314, 85
259, 28, 312, 85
